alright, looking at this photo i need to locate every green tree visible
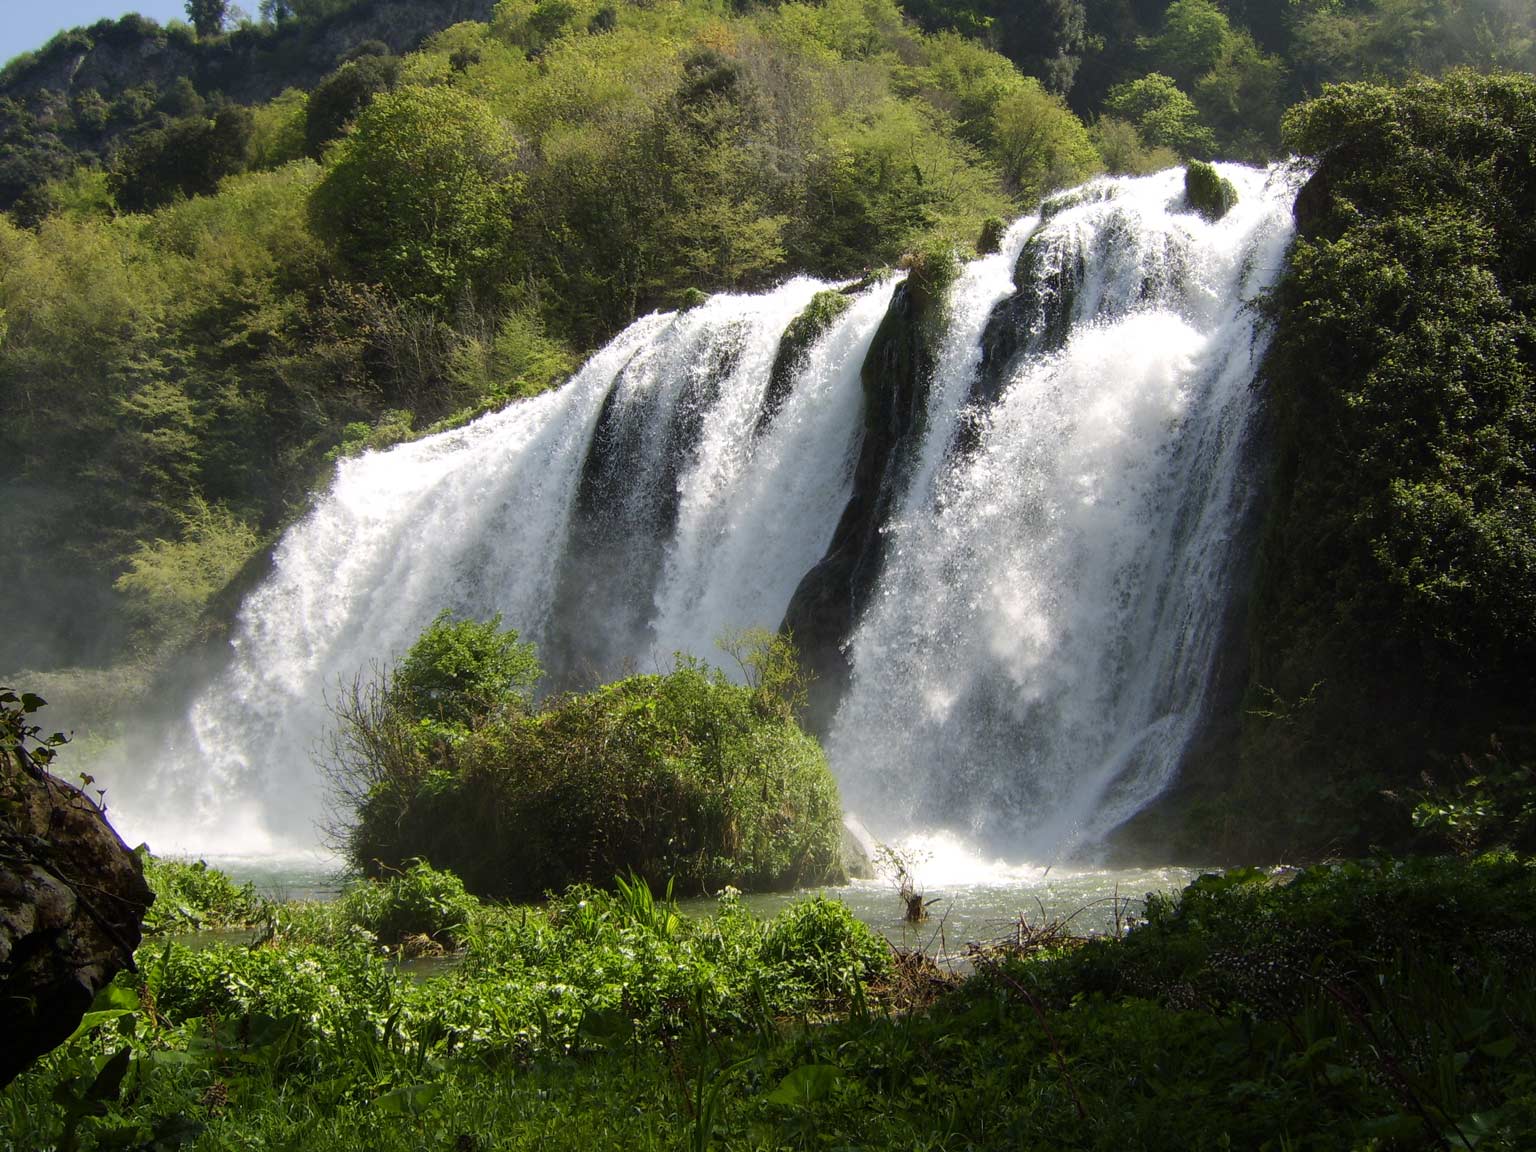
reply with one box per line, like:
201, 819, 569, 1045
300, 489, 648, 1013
1147, 0, 1232, 87
303, 54, 398, 157
185, 0, 229, 39
108, 106, 254, 212
991, 0, 1087, 93
1103, 72, 1214, 157
310, 86, 520, 310
990, 79, 1101, 200
389, 611, 542, 731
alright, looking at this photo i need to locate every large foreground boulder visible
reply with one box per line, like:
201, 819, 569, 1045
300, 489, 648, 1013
1, 708, 153, 1086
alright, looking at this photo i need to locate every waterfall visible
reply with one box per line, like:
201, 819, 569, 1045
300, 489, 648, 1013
108, 164, 1296, 865
830, 164, 1297, 858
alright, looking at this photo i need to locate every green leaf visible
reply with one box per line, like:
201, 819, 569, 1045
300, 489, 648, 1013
90, 983, 140, 1012
86, 1047, 132, 1104
65, 1010, 135, 1045
1479, 1036, 1518, 1060
19, 693, 46, 712
765, 1064, 843, 1107
375, 1083, 442, 1115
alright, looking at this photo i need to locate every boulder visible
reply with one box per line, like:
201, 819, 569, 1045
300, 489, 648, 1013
1, 753, 153, 1087
1185, 160, 1239, 222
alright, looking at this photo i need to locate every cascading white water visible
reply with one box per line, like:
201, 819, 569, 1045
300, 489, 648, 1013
650, 281, 898, 659
830, 164, 1298, 860
108, 277, 893, 853
106, 164, 1297, 866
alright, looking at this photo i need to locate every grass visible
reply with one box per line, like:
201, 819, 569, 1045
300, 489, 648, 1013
3, 856, 1533, 1150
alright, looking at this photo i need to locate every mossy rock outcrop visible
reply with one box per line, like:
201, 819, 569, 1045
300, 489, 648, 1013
757, 289, 853, 435
1185, 161, 1238, 222
1, 709, 153, 1086
781, 276, 946, 734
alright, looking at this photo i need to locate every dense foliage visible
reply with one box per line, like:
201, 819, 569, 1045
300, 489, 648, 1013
139, 854, 264, 934
1223, 72, 1536, 857
4, 855, 1530, 1150
0, 861, 894, 1151
331, 621, 846, 898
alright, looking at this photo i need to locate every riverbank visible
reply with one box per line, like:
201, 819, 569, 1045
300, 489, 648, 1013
3, 853, 1532, 1150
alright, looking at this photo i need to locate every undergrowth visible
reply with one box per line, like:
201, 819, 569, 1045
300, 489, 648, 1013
4, 856, 1532, 1150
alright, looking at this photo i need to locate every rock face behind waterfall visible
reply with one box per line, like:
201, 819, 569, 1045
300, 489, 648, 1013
781, 280, 943, 735
1, 761, 153, 1086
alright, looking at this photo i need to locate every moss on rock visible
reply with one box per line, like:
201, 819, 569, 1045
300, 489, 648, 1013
1184, 160, 1237, 222
759, 289, 854, 434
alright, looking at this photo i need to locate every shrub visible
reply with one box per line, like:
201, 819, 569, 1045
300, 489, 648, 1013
332, 629, 845, 899
1103, 72, 1214, 158
338, 858, 477, 947
761, 897, 890, 1007
303, 54, 399, 158
114, 498, 265, 655
1412, 737, 1536, 855
388, 610, 541, 732
139, 854, 264, 933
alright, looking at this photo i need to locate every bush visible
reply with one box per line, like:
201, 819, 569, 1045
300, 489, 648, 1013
1103, 72, 1214, 158
140, 854, 264, 934
388, 610, 541, 732
338, 858, 476, 947
761, 897, 890, 1008
332, 628, 846, 899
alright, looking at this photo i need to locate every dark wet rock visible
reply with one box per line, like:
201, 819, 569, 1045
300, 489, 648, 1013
1, 761, 153, 1087
781, 281, 941, 735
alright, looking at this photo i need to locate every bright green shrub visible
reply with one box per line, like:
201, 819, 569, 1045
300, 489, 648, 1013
1103, 72, 1214, 158
338, 859, 477, 947
140, 854, 264, 933
761, 897, 890, 1008
336, 630, 845, 899
388, 610, 541, 731
308, 85, 520, 310
113, 498, 265, 654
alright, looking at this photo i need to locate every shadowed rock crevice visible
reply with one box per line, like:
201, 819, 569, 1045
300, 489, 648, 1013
781, 281, 943, 735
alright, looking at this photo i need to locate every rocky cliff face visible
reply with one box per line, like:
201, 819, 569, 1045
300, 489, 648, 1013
781, 282, 943, 735
1, 759, 153, 1087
